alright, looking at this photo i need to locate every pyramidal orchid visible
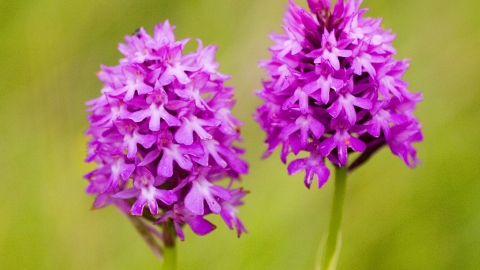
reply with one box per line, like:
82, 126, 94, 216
85, 21, 248, 267
254, 0, 422, 268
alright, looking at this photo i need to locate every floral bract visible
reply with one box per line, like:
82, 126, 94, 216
255, 0, 423, 188
85, 21, 248, 244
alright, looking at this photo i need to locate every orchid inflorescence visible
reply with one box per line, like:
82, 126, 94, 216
255, 0, 423, 188
84, 21, 248, 254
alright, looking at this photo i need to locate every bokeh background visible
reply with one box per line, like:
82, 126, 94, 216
1, 0, 480, 269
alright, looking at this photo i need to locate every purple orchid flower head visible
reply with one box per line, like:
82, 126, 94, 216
255, 0, 422, 188
85, 20, 248, 256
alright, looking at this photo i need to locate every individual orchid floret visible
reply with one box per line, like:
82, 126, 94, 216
113, 119, 157, 159
110, 65, 153, 101
288, 151, 330, 188
84, 20, 249, 258
184, 167, 232, 215
306, 29, 352, 70
156, 204, 216, 241
220, 188, 248, 237
129, 83, 181, 131
319, 118, 366, 166
113, 167, 177, 216
254, 0, 423, 188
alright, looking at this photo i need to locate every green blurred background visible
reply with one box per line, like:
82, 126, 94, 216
1, 0, 480, 269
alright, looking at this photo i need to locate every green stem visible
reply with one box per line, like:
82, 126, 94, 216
161, 220, 177, 270
320, 165, 348, 270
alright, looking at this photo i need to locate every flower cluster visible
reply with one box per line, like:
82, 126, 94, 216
85, 21, 248, 242
255, 0, 423, 188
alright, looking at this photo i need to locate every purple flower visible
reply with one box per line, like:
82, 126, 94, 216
156, 204, 216, 241
220, 188, 248, 237
85, 21, 249, 248
113, 167, 177, 216
288, 151, 330, 188
184, 167, 232, 215
255, 0, 423, 188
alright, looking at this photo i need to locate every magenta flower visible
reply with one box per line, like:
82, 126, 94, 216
255, 0, 423, 188
85, 20, 248, 256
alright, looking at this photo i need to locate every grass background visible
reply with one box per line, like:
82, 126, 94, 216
1, 0, 480, 269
